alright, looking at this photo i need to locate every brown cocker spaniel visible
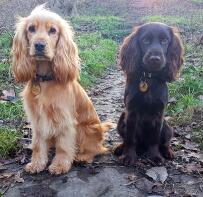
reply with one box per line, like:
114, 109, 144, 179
12, 5, 111, 174
114, 22, 184, 165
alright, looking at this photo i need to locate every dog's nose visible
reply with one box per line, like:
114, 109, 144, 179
34, 42, 45, 53
149, 56, 161, 64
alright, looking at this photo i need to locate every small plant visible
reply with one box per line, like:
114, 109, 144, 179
0, 126, 22, 158
0, 101, 24, 121
0, 32, 13, 59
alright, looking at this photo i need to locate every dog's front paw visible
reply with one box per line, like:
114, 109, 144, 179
25, 161, 47, 174
48, 160, 71, 175
146, 148, 164, 164
119, 147, 137, 166
160, 146, 174, 160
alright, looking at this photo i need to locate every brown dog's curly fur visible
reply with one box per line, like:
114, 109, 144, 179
12, 5, 111, 175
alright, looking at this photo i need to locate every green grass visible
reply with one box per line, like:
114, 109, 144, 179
143, 15, 188, 26
0, 126, 22, 158
0, 101, 24, 121
0, 32, 12, 60
167, 43, 203, 125
142, 14, 203, 33
191, 0, 203, 3
77, 33, 118, 86
71, 15, 130, 40
0, 62, 12, 90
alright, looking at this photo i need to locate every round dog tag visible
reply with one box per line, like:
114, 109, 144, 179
32, 83, 41, 95
139, 81, 148, 92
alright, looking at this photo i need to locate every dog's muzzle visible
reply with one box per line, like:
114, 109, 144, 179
143, 51, 166, 71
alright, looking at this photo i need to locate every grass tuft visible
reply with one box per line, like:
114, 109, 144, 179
0, 101, 24, 121
0, 32, 13, 60
0, 126, 22, 158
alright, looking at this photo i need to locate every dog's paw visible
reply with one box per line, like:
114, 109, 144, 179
48, 160, 71, 175
160, 146, 174, 160
25, 161, 47, 174
119, 153, 137, 166
119, 147, 137, 166
146, 150, 164, 164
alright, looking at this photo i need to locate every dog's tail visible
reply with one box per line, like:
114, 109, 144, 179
100, 121, 115, 132
87, 121, 114, 134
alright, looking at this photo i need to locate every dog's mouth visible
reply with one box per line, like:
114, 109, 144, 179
32, 53, 51, 61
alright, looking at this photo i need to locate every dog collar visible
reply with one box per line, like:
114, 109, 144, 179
31, 74, 54, 95
34, 74, 54, 82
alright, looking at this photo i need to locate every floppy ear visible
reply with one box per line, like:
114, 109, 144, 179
165, 27, 184, 82
12, 17, 35, 82
119, 27, 141, 74
53, 19, 80, 84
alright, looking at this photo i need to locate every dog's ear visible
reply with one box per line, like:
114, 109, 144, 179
53, 20, 80, 84
119, 27, 141, 74
165, 27, 184, 82
12, 17, 35, 82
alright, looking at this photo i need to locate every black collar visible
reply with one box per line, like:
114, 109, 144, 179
140, 71, 165, 82
34, 74, 54, 82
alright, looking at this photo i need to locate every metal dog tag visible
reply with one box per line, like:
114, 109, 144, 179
139, 81, 148, 92
31, 82, 41, 95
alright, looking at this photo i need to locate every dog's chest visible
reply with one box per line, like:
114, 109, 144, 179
24, 85, 75, 137
126, 80, 168, 111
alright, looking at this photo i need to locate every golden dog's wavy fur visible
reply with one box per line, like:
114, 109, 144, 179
12, 5, 111, 175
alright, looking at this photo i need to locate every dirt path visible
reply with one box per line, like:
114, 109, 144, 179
1, 0, 203, 196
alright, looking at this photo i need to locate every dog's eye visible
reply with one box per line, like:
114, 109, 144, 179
142, 38, 150, 45
28, 25, 35, 33
49, 27, 56, 34
160, 38, 168, 45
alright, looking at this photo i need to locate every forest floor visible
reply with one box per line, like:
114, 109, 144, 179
0, 0, 203, 196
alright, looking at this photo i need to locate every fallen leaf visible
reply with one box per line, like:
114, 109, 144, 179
125, 173, 137, 181
185, 163, 203, 173
146, 167, 168, 183
168, 97, 177, 103
0, 172, 15, 179
185, 134, 191, 140
198, 95, 203, 101
0, 120, 3, 126
183, 141, 198, 151
14, 172, 24, 183
0, 89, 16, 101
165, 116, 173, 121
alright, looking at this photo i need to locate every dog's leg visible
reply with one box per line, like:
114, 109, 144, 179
25, 131, 48, 173
145, 144, 164, 163
159, 120, 174, 160
48, 126, 76, 175
119, 113, 138, 166
114, 112, 126, 156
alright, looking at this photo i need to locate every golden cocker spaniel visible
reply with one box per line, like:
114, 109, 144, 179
12, 5, 111, 175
